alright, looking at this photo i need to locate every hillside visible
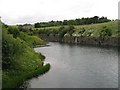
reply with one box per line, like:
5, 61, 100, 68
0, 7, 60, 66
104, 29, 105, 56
2, 23, 50, 89
31, 21, 119, 46
33, 20, 119, 38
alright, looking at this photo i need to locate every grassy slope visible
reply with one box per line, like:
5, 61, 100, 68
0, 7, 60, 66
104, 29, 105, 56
18, 32, 47, 47
2, 26, 50, 89
33, 21, 118, 37
74, 21, 118, 37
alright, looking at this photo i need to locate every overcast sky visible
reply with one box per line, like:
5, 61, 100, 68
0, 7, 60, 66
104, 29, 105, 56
0, 0, 119, 25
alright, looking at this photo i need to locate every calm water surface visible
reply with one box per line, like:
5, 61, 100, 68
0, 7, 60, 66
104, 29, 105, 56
26, 42, 118, 88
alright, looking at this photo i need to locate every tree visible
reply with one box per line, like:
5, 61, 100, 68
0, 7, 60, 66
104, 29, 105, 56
99, 26, 112, 37
7, 26, 20, 38
58, 26, 67, 38
2, 27, 26, 69
34, 23, 40, 28
63, 20, 68, 25
67, 25, 75, 36
34, 16, 111, 28
92, 16, 99, 23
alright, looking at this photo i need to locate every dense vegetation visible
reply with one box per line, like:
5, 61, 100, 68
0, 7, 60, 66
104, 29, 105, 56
1, 16, 119, 88
34, 16, 111, 28
2, 23, 50, 89
32, 20, 119, 38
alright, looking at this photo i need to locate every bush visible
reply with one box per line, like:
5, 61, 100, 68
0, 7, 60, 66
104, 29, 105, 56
58, 26, 67, 38
99, 26, 112, 37
2, 28, 26, 69
66, 25, 75, 36
2, 25, 49, 88
7, 26, 20, 38
18, 32, 47, 47
33, 63, 51, 77
39, 53, 46, 61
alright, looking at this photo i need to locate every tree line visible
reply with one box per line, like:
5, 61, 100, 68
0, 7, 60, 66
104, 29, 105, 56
34, 16, 111, 28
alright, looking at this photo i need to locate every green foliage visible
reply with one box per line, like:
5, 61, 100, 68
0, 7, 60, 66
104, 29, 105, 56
2, 27, 26, 69
2, 63, 50, 88
78, 28, 86, 36
51, 29, 59, 36
32, 63, 50, 76
34, 16, 111, 28
58, 26, 68, 38
7, 26, 20, 38
18, 32, 47, 47
2, 25, 50, 88
38, 53, 46, 61
35, 25, 75, 37
99, 26, 112, 37
33, 20, 118, 38
66, 25, 75, 36
38, 28, 52, 36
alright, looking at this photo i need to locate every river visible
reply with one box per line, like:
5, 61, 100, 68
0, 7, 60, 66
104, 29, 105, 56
24, 42, 118, 88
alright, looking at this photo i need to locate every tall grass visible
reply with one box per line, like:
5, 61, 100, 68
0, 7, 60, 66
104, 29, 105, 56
33, 21, 118, 38
2, 63, 50, 89
2, 25, 50, 89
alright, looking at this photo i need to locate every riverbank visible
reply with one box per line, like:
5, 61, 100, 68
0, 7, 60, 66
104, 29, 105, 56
25, 42, 118, 88
33, 21, 119, 47
39, 34, 119, 46
3, 63, 50, 89
2, 24, 51, 89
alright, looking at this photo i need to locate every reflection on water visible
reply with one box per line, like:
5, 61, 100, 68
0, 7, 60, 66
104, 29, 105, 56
24, 42, 118, 88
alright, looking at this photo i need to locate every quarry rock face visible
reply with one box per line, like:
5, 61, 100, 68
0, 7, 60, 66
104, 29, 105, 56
39, 34, 119, 46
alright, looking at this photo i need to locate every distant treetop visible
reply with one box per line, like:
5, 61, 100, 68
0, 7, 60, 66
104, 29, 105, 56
34, 16, 111, 28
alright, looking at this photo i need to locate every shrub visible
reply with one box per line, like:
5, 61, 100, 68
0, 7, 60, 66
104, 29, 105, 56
58, 26, 67, 38
7, 26, 20, 38
2, 25, 49, 88
99, 26, 112, 37
67, 25, 75, 36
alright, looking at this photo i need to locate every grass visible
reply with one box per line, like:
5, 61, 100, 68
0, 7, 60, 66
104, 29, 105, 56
2, 20, 119, 89
2, 45, 50, 89
18, 32, 47, 47
2, 46, 50, 89
2, 25, 50, 89
33, 21, 119, 38
74, 21, 118, 37
2, 64, 50, 89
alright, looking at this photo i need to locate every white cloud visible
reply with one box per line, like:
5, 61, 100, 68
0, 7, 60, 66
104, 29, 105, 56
0, 0, 119, 25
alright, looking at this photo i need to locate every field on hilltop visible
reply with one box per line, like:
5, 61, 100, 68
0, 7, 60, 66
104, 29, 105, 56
32, 20, 119, 38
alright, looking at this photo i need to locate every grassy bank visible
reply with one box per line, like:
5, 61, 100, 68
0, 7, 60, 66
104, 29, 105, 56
33, 20, 119, 38
2, 23, 50, 89
31, 21, 119, 46
2, 64, 50, 89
